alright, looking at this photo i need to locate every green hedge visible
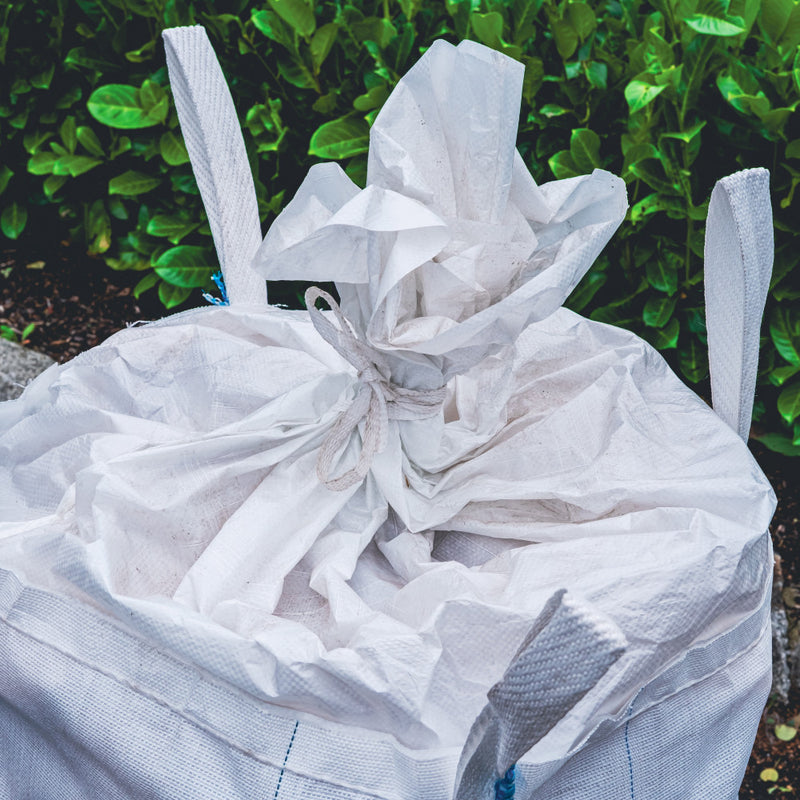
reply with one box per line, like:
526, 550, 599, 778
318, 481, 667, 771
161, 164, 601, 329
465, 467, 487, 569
2, 0, 800, 453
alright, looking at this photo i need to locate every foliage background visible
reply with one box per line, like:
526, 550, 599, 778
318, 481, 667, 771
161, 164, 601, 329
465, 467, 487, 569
2, 0, 800, 452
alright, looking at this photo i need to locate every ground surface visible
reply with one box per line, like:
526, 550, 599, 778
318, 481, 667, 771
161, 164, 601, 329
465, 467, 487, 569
1, 244, 799, 797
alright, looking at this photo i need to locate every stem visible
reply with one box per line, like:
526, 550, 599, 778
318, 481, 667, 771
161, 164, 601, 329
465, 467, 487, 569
685, 216, 692, 284
679, 37, 716, 129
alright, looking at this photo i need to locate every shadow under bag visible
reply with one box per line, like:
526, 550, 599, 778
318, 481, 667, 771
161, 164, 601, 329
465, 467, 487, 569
0, 25, 776, 800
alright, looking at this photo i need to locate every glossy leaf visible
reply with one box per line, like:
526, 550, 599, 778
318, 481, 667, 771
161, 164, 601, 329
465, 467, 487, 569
771, 306, 800, 365
566, 272, 606, 312
778, 382, 800, 424
310, 23, 339, 72
159, 131, 190, 166
683, 14, 746, 35
548, 150, 581, 179
77, 126, 104, 157
268, 0, 316, 38
158, 281, 192, 309
1, 202, 27, 239
643, 295, 677, 327
154, 245, 216, 287
625, 80, 667, 113
646, 317, 680, 349
109, 171, 162, 196
771, 364, 800, 386
146, 214, 199, 244
308, 117, 370, 159
646, 257, 678, 295
27, 151, 58, 175
0, 166, 12, 195
679, 338, 709, 383
471, 12, 504, 46
53, 155, 102, 177
87, 85, 163, 129
570, 128, 601, 172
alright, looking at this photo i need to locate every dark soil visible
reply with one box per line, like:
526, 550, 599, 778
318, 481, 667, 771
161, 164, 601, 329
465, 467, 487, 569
1, 244, 799, 798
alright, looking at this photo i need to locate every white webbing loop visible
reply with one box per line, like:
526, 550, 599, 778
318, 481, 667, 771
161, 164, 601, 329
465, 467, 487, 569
163, 26, 267, 306
453, 590, 627, 800
305, 288, 446, 491
704, 168, 773, 441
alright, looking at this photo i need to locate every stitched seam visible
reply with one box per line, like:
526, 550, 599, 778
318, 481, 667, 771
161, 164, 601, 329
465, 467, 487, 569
273, 721, 299, 799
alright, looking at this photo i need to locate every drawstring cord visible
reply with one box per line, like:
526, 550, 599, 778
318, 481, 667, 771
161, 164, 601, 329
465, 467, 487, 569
305, 287, 446, 491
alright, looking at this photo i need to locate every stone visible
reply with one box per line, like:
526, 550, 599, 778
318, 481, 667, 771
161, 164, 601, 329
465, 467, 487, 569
0, 338, 56, 402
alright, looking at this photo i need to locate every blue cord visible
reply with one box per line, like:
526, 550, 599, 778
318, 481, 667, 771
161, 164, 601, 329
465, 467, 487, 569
494, 765, 516, 800
202, 271, 230, 306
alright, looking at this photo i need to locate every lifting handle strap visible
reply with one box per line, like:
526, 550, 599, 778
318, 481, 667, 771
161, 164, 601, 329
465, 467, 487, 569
163, 26, 267, 306
704, 168, 773, 442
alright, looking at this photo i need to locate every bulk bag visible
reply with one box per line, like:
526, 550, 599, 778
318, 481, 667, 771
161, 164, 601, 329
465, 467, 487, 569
0, 26, 776, 800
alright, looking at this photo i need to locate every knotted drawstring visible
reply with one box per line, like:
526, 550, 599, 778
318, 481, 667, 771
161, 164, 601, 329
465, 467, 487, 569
305, 287, 446, 492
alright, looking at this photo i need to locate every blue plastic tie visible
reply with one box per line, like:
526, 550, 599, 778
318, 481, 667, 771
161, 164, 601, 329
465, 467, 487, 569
202, 271, 230, 306
494, 765, 516, 800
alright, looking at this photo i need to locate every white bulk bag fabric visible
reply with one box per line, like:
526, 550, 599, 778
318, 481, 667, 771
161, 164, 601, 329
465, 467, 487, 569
0, 26, 776, 800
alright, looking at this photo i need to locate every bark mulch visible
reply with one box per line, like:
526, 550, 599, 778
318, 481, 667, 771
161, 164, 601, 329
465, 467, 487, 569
2, 244, 799, 798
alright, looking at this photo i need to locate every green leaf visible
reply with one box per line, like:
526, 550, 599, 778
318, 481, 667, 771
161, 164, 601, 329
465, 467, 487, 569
53, 155, 102, 177
27, 151, 58, 175
146, 214, 199, 244
31, 64, 55, 90
645, 317, 680, 349
778, 382, 800, 423
625, 80, 667, 113
771, 306, 800, 364
548, 150, 581, 179
539, 104, 570, 117
552, 19, 578, 59
77, 126, 104, 157
251, 9, 295, 49
584, 61, 608, 89
760, 0, 794, 43
353, 84, 390, 111
630, 193, 684, 222
158, 281, 192, 309
139, 80, 168, 124
60, 116, 77, 153
771, 364, 800, 385
679, 337, 709, 383
1, 202, 27, 239
87, 85, 163, 129
760, 768, 780, 782
159, 131, 190, 166
43, 175, 68, 199
643, 295, 677, 327
154, 245, 216, 287
310, 23, 339, 73
471, 11, 504, 46
566, 272, 606, 312
683, 14, 746, 35
133, 271, 159, 298
660, 120, 706, 143
570, 128, 601, 172
758, 432, 800, 454
65, 47, 117, 73
109, 171, 162, 196
278, 57, 319, 90
308, 117, 370, 159
268, 0, 316, 38
566, 2, 596, 38
108, 197, 128, 220
775, 723, 798, 741
646, 256, 679, 295
0, 166, 12, 195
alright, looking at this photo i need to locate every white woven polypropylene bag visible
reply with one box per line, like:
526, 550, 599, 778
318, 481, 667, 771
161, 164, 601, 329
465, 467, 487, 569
0, 27, 776, 800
